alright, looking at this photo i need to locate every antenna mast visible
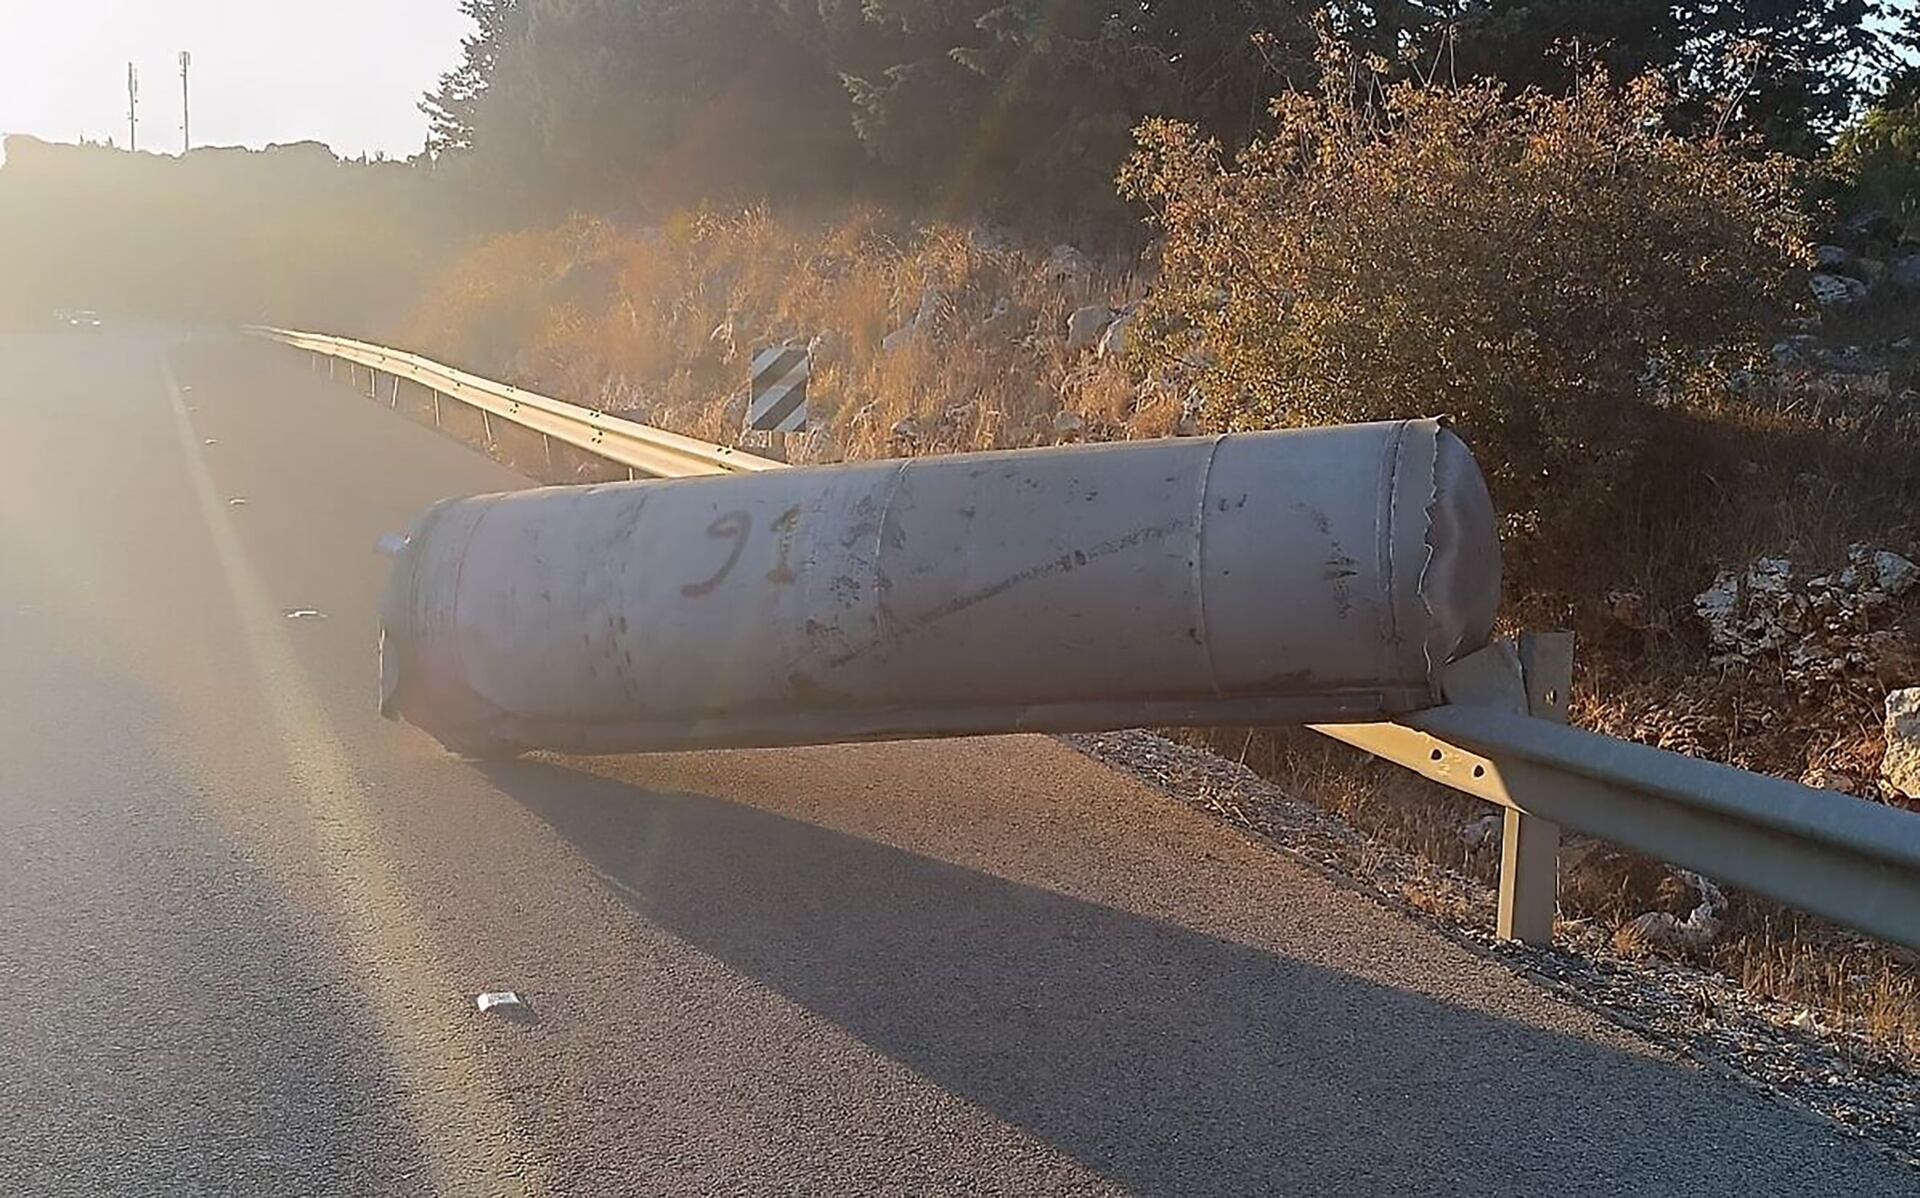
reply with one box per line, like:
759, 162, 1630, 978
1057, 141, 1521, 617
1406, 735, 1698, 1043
179, 51, 192, 153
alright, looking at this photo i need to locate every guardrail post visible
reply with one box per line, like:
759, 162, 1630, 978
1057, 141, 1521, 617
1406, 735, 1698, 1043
390, 376, 401, 409
481, 408, 494, 446
1498, 632, 1572, 945
431, 390, 442, 428
543, 433, 554, 476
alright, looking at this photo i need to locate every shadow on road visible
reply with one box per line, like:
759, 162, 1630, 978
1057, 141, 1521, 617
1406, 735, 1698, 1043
482, 755, 1861, 1195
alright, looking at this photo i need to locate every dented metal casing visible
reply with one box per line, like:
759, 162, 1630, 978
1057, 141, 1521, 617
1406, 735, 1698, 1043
378, 419, 1500, 756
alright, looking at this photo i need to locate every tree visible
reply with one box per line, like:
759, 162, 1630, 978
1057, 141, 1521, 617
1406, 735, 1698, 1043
832, 1, 1325, 225
1831, 97, 1920, 213
1425, 1, 1886, 152
422, 0, 520, 156
425, 0, 1892, 230
438, 0, 866, 217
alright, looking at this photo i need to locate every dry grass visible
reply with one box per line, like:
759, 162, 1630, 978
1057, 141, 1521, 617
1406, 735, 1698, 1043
396, 207, 1166, 464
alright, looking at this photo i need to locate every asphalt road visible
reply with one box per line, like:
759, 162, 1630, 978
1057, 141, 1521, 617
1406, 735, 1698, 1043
0, 327, 1910, 1196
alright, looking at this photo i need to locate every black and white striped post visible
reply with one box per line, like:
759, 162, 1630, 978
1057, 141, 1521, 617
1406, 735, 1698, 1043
744, 345, 810, 461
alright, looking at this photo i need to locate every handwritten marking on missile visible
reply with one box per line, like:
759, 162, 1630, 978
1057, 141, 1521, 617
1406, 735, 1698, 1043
766, 506, 802, 584
682, 510, 753, 597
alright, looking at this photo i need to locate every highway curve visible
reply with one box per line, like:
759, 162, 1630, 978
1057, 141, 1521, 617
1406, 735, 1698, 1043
0, 327, 1909, 1195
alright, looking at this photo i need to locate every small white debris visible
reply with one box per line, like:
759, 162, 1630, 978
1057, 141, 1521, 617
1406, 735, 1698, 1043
475, 991, 528, 1016
227, 498, 248, 507
202, 439, 218, 446
284, 608, 327, 621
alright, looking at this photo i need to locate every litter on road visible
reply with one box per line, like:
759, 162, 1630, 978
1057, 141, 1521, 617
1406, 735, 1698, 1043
475, 991, 529, 1017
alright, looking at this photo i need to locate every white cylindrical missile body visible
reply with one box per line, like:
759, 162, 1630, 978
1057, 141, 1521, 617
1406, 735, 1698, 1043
379, 419, 1500, 756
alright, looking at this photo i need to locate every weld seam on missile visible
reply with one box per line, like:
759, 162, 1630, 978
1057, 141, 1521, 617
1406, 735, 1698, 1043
867, 459, 911, 652
1190, 435, 1228, 699
445, 498, 505, 694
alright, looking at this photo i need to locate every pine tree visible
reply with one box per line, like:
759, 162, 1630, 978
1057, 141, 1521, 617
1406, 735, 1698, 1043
1431, 1, 1887, 151
422, 0, 520, 156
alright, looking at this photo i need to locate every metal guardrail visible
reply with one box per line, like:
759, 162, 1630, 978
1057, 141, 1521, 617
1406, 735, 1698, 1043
249, 326, 780, 480
1316, 636, 1920, 949
261, 325, 1920, 952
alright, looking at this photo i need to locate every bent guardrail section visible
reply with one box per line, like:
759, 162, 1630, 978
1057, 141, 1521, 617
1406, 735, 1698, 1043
259, 324, 1920, 952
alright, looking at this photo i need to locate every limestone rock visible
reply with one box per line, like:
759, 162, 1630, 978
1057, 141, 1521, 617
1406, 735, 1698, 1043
1883, 688, 1920, 797
1046, 243, 1094, 291
1096, 308, 1136, 360
1810, 273, 1868, 309
1066, 304, 1117, 352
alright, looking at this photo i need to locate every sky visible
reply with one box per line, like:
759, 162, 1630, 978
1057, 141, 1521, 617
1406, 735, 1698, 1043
0, 1, 473, 157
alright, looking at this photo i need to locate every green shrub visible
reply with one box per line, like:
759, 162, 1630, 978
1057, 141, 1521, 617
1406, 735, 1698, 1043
1120, 54, 1810, 580
1831, 100, 1920, 215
